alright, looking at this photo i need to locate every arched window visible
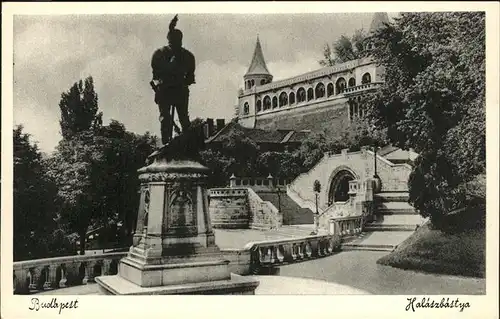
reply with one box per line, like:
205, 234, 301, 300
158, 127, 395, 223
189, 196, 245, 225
263, 96, 271, 110
260, 79, 266, 85
335, 77, 346, 95
289, 92, 295, 105
348, 78, 356, 87
272, 96, 278, 109
256, 100, 262, 113
297, 88, 306, 103
251, 79, 255, 87
279, 92, 288, 107
327, 83, 334, 97
243, 102, 249, 115
307, 88, 314, 101
362, 73, 371, 84
315, 83, 325, 99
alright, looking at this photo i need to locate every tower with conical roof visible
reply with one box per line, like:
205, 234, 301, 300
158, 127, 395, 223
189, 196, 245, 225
366, 12, 390, 51
244, 36, 273, 90
369, 12, 390, 33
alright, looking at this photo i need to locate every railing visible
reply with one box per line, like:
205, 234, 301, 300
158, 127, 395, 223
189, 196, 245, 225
229, 175, 290, 192
244, 234, 341, 274
343, 82, 382, 94
330, 215, 364, 238
286, 184, 325, 214
209, 188, 248, 198
13, 252, 126, 294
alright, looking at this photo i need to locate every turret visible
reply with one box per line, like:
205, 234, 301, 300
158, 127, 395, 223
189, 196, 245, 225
244, 36, 273, 90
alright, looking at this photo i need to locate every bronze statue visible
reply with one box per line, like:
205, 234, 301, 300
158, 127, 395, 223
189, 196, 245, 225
151, 14, 196, 145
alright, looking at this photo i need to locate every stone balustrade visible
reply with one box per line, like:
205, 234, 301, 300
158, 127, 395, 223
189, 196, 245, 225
13, 252, 126, 294
244, 234, 341, 274
229, 175, 290, 192
330, 215, 364, 238
343, 82, 382, 95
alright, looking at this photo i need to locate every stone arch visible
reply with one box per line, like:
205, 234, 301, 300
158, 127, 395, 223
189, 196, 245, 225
297, 87, 306, 103
289, 92, 295, 105
326, 166, 360, 206
263, 95, 271, 110
243, 102, 249, 115
348, 77, 356, 87
335, 77, 347, 95
315, 82, 325, 99
307, 88, 314, 101
272, 96, 278, 109
279, 92, 288, 107
362, 72, 372, 84
251, 79, 255, 87
327, 83, 334, 97
256, 100, 262, 112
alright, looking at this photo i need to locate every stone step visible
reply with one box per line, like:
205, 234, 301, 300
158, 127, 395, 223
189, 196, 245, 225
376, 201, 416, 214
369, 214, 423, 225
364, 224, 418, 231
374, 192, 409, 202
341, 244, 395, 252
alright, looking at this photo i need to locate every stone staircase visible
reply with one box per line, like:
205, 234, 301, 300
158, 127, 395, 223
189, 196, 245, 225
257, 192, 314, 225
341, 192, 425, 252
364, 192, 424, 232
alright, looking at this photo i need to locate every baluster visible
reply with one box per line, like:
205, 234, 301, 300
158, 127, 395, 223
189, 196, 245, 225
42, 266, 53, 290
28, 268, 37, 291
297, 242, 304, 259
258, 247, 265, 264
270, 246, 276, 264
276, 245, 285, 263
327, 239, 334, 254
102, 259, 112, 275
13, 271, 18, 294
304, 242, 312, 258
291, 244, 298, 261
59, 265, 67, 288
81, 263, 89, 285
87, 261, 96, 282
266, 247, 273, 264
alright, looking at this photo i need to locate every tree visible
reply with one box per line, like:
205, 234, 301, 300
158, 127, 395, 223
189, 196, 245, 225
364, 12, 485, 226
48, 121, 157, 254
59, 76, 102, 140
320, 29, 368, 66
201, 127, 260, 186
255, 151, 302, 180
13, 125, 60, 260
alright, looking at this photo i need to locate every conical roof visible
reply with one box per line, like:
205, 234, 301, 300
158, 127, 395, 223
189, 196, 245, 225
369, 12, 390, 33
245, 36, 271, 77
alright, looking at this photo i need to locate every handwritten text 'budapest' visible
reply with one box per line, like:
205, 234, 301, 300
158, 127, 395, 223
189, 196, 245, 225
29, 298, 79, 314
406, 297, 470, 312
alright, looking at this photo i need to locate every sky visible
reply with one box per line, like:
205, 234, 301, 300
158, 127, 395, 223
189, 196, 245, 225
13, 12, 397, 153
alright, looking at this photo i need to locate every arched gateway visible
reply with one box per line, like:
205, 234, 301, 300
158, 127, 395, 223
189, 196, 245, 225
326, 167, 358, 206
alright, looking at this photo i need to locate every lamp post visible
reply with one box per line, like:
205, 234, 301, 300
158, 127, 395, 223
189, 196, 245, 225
313, 180, 321, 234
276, 186, 281, 215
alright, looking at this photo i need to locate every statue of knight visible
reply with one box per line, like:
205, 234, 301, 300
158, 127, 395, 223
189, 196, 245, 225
150, 14, 196, 146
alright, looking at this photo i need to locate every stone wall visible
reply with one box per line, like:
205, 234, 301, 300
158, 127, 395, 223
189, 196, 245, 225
247, 188, 283, 230
209, 188, 250, 229
208, 187, 282, 230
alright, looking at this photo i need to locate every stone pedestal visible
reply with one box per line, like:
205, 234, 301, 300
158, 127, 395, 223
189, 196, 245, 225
96, 148, 258, 295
